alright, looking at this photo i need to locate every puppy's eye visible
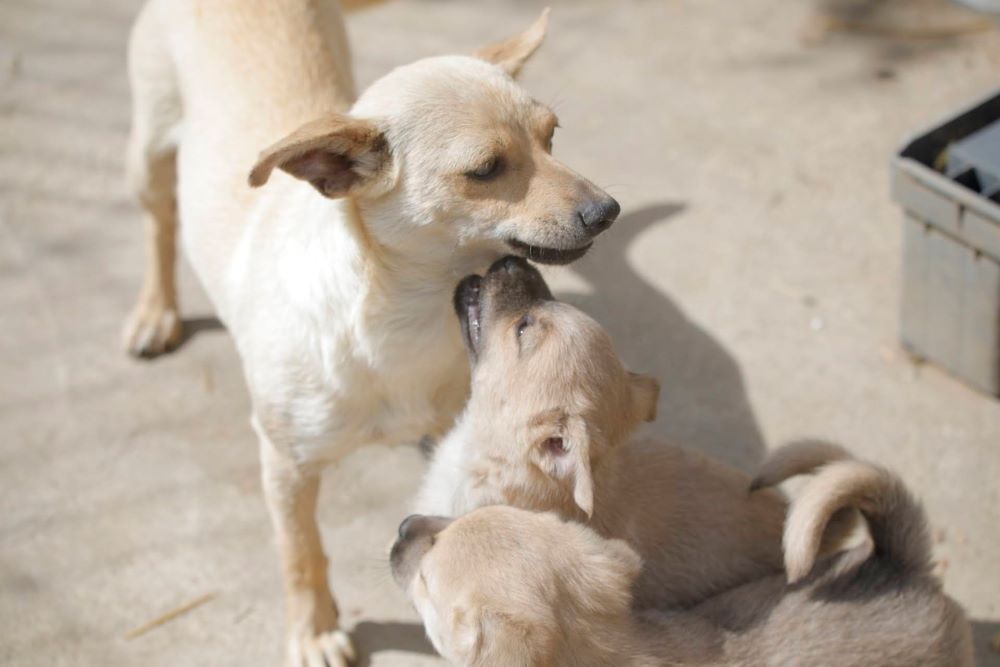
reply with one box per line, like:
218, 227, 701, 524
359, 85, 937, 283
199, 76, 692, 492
466, 157, 503, 181
544, 437, 566, 455
516, 315, 533, 337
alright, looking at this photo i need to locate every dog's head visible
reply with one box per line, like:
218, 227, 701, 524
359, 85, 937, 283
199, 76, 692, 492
452, 256, 659, 518
248, 10, 618, 265
390, 507, 640, 666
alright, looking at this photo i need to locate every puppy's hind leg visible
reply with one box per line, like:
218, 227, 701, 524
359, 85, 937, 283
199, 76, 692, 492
256, 418, 356, 667
121, 2, 183, 358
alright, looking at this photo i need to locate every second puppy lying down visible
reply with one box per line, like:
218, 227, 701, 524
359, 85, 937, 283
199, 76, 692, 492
416, 257, 787, 607
394, 447, 973, 666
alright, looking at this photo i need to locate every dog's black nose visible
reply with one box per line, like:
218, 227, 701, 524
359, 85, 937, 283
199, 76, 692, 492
577, 197, 620, 236
398, 514, 420, 540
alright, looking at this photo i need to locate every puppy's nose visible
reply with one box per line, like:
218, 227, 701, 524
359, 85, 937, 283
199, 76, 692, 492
577, 196, 620, 236
488, 255, 530, 275
398, 514, 421, 541
501, 255, 528, 273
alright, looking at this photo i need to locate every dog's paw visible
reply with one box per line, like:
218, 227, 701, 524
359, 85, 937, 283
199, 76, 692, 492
286, 628, 356, 667
121, 301, 182, 358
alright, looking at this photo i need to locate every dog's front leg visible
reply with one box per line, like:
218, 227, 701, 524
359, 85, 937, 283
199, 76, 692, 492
258, 427, 356, 667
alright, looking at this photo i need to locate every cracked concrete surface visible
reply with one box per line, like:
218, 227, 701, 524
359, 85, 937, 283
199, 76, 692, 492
1, 0, 999, 665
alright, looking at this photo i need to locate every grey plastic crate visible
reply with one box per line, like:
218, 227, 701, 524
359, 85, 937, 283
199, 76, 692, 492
891, 89, 1000, 395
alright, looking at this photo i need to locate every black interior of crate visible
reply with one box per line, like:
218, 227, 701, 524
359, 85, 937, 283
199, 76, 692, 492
947, 121, 1000, 200
900, 91, 1000, 203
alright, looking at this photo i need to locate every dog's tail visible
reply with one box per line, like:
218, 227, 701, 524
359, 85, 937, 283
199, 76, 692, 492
753, 441, 932, 584
749, 439, 851, 492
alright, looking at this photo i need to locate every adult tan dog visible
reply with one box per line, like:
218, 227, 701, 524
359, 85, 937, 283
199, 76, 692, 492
121, 2, 619, 664
393, 447, 973, 667
416, 257, 788, 607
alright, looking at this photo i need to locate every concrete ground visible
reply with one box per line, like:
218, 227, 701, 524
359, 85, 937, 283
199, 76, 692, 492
2, 0, 1000, 664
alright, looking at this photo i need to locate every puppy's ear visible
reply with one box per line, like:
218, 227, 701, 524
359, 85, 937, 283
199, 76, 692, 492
474, 8, 549, 77
574, 536, 642, 615
628, 372, 660, 423
606, 538, 643, 584
478, 611, 540, 665
563, 417, 594, 517
572, 449, 594, 518
447, 606, 485, 664
248, 114, 391, 198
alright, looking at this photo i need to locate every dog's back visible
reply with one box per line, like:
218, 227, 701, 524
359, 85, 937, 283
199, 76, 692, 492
126, 0, 358, 309
136, 0, 355, 141
596, 438, 787, 608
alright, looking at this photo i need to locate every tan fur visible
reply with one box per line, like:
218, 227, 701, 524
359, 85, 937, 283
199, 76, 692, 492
473, 8, 550, 77
749, 438, 851, 491
393, 455, 973, 667
418, 260, 787, 608
751, 444, 932, 586
122, 3, 617, 665
247, 115, 389, 197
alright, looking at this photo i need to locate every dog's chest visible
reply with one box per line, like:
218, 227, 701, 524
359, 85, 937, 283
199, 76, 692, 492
237, 199, 479, 455
267, 305, 470, 458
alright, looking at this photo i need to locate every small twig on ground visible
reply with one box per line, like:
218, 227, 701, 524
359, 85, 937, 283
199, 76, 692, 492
123, 592, 218, 640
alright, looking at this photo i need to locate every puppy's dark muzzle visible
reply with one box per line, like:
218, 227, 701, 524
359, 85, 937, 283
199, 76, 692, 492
390, 514, 453, 588
453, 256, 553, 360
484, 256, 553, 312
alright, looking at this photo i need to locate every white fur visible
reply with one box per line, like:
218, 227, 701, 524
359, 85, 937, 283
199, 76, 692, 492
123, 4, 597, 663
415, 415, 493, 516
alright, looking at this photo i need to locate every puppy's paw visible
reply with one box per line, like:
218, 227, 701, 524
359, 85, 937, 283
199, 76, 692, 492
122, 301, 182, 358
287, 628, 356, 667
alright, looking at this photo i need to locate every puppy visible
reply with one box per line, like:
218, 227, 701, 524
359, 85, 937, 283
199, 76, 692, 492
122, 2, 619, 664
416, 257, 788, 607
393, 446, 973, 666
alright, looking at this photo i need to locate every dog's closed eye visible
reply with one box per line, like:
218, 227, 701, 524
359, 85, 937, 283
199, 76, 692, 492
466, 157, 504, 181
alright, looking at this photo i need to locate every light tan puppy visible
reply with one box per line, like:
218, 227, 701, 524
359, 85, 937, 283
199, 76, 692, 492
122, 3, 620, 665
393, 447, 973, 667
416, 257, 787, 607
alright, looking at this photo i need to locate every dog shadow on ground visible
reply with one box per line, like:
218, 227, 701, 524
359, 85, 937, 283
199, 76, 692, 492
352, 620, 437, 666
560, 202, 767, 471
178, 316, 225, 347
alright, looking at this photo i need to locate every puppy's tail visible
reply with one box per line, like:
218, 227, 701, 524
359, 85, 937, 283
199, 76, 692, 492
781, 456, 932, 584
749, 439, 851, 492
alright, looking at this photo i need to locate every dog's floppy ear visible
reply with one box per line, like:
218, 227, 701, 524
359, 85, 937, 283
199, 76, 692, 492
477, 610, 541, 665
445, 605, 486, 664
474, 8, 549, 77
573, 536, 642, 615
248, 114, 390, 198
628, 372, 660, 423
559, 417, 594, 517
531, 414, 594, 517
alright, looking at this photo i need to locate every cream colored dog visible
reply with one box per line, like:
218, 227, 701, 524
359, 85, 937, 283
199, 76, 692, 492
415, 257, 789, 607
122, 2, 620, 665
393, 446, 973, 666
